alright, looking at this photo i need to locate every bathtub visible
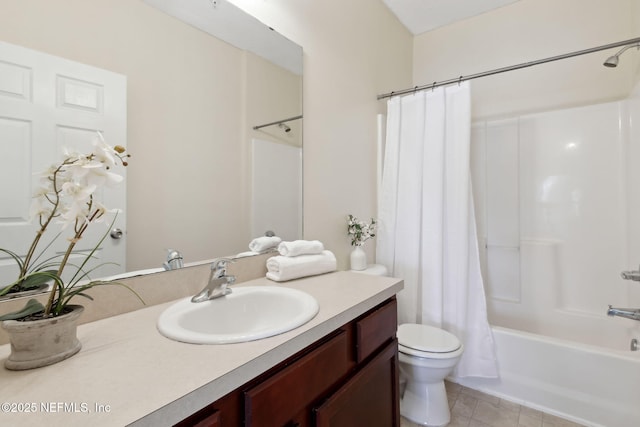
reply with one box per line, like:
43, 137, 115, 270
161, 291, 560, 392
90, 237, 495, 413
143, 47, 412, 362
455, 326, 640, 427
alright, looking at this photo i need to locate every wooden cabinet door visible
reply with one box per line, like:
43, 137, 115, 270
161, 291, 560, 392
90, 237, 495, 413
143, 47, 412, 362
245, 330, 351, 427
355, 298, 397, 362
314, 339, 400, 427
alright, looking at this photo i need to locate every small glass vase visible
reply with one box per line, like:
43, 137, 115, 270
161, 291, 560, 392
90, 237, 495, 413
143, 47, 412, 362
350, 246, 367, 271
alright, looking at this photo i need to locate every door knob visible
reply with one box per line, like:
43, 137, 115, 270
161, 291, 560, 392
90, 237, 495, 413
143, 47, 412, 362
110, 228, 124, 239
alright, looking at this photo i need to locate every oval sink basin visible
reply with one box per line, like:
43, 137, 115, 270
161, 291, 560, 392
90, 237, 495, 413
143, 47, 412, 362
157, 286, 319, 344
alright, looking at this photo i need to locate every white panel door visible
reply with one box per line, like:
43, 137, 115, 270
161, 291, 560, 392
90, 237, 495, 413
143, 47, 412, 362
0, 41, 127, 286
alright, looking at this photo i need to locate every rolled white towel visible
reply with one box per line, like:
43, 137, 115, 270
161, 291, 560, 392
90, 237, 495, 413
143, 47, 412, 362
266, 250, 337, 282
249, 236, 282, 252
277, 240, 325, 257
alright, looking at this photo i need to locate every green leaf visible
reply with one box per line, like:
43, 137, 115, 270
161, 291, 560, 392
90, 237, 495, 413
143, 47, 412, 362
75, 292, 95, 301
0, 299, 45, 321
28, 231, 63, 272
0, 283, 18, 297
0, 248, 25, 271
18, 270, 56, 290
0, 270, 56, 296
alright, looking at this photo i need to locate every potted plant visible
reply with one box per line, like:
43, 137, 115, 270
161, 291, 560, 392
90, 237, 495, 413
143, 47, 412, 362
347, 214, 376, 271
0, 132, 142, 370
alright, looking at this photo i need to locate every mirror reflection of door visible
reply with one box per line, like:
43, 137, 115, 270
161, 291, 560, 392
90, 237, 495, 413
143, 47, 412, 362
0, 41, 127, 287
0, 0, 303, 276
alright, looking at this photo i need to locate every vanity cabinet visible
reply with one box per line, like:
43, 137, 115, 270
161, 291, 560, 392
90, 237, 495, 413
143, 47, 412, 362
244, 329, 351, 426
314, 339, 399, 427
190, 411, 221, 427
175, 297, 399, 427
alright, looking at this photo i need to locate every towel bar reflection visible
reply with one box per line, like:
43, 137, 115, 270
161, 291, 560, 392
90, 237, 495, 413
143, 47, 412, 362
253, 115, 302, 131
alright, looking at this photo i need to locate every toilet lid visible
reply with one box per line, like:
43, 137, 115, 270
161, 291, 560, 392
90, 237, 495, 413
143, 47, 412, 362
397, 323, 461, 353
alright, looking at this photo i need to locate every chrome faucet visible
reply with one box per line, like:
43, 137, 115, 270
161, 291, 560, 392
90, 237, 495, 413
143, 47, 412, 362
607, 305, 640, 321
191, 258, 236, 303
163, 249, 184, 271
620, 265, 640, 281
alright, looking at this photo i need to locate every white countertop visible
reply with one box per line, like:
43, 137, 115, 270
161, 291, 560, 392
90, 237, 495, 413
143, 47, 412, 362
0, 271, 403, 427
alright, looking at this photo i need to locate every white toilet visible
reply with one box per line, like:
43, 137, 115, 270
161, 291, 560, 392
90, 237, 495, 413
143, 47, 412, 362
397, 323, 464, 427
350, 265, 462, 426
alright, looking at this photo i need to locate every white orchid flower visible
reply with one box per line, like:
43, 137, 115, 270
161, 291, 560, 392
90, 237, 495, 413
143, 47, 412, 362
28, 196, 53, 221
61, 146, 83, 159
58, 202, 90, 229
4, 130, 131, 318
61, 181, 96, 201
83, 166, 124, 188
36, 165, 59, 186
91, 132, 117, 168
63, 154, 100, 182
88, 203, 118, 224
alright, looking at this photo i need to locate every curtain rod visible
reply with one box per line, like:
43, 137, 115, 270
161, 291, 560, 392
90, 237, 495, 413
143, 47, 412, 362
377, 37, 640, 100
253, 115, 303, 130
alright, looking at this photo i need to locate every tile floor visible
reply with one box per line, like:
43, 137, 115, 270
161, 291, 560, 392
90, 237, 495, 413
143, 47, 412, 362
400, 381, 586, 427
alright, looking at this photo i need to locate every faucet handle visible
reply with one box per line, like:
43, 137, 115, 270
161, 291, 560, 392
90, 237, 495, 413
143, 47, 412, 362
211, 257, 235, 274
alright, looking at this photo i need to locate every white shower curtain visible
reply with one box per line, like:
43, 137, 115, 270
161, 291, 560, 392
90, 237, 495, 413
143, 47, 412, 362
377, 82, 498, 378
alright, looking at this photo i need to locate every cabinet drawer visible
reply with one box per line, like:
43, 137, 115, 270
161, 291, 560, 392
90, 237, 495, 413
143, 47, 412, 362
356, 298, 397, 362
314, 339, 400, 427
244, 330, 350, 427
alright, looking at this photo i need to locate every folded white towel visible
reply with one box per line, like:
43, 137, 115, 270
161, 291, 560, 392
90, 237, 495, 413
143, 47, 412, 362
277, 240, 325, 257
266, 250, 337, 282
249, 236, 282, 252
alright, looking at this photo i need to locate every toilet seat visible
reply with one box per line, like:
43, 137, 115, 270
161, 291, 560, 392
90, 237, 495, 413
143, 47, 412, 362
397, 323, 462, 358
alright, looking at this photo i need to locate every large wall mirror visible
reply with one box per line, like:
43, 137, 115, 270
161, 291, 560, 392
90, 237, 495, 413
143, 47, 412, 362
0, 0, 302, 282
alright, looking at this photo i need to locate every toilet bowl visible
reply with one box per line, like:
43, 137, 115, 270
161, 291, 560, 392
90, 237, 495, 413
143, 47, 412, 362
397, 323, 464, 427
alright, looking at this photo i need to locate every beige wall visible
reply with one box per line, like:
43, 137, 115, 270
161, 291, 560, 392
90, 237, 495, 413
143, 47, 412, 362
0, 0, 413, 272
635, 0, 640, 84
246, 53, 302, 148
228, 0, 414, 268
412, 0, 640, 119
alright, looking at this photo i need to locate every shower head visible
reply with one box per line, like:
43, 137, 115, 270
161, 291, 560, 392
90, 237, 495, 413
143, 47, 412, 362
603, 43, 640, 68
278, 123, 291, 133
603, 55, 619, 68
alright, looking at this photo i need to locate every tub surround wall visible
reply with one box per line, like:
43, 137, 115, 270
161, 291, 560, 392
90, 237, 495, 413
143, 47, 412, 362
464, 80, 640, 427
0, 253, 272, 346
471, 94, 640, 351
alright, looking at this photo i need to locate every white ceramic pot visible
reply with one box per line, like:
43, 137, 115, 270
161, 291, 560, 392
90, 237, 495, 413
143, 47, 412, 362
350, 246, 367, 271
1, 305, 84, 370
